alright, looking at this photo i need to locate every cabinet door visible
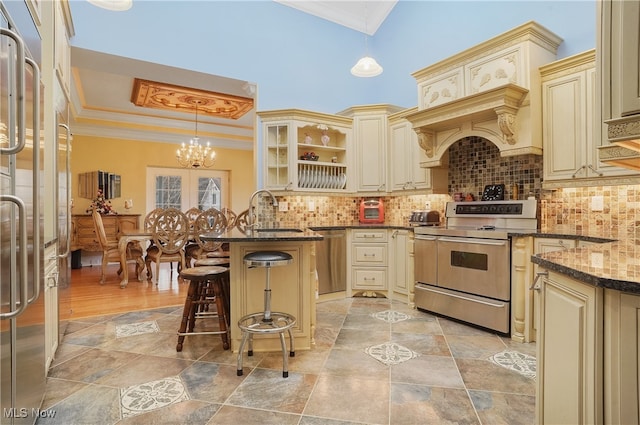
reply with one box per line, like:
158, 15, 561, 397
537, 271, 603, 424
542, 70, 586, 181
604, 290, 640, 425
263, 123, 292, 190
390, 229, 409, 301
355, 114, 387, 192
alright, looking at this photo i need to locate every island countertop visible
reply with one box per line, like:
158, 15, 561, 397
200, 227, 323, 242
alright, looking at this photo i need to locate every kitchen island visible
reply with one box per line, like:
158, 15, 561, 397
200, 227, 323, 353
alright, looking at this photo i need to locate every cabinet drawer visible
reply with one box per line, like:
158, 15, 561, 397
352, 244, 387, 265
352, 229, 387, 242
352, 268, 387, 290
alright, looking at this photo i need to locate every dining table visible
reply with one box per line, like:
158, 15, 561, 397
118, 230, 153, 288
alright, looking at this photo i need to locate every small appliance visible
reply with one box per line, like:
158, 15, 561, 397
409, 210, 441, 226
359, 198, 385, 224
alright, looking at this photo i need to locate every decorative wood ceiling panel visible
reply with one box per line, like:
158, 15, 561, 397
131, 78, 254, 120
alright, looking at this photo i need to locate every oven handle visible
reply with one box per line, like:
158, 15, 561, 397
437, 236, 507, 246
415, 235, 437, 241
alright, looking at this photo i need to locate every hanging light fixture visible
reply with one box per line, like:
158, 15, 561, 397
351, 2, 383, 78
87, 0, 133, 11
176, 101, 216, 169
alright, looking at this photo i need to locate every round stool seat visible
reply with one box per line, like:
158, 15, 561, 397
179, 265, 228, 279
194, 257, 230, 268
206, 250, 230, 259
243, 251, 293, 268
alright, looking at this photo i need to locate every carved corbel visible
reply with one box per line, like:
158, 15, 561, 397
414, 128, 436, 158
495, 107, 517, 145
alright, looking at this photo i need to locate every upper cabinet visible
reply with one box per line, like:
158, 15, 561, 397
388, 108, 447, 193
54, 0, 72, 99
339, 105, 402, 193
258, 109, 352, 193
598, 0, 640, 170
540, 50, 637, 187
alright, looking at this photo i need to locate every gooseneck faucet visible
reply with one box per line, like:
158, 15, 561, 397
247, 189, 278, 230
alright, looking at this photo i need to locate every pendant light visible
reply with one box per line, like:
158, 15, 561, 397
87, 0, 133, 11
351, 2, 383, 78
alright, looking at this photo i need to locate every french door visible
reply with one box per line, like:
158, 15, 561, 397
145, 167, 229, 212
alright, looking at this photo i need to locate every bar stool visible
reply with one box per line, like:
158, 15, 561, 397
237, 251, 296, 378
176, 265, 230, 351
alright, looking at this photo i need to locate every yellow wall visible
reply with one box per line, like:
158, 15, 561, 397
71, 135, 255, 216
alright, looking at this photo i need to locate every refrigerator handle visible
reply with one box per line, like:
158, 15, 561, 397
0, 28, 26, 155
0, 195, 28, 320
58, 123, 72, 259
26, 56, 41, 304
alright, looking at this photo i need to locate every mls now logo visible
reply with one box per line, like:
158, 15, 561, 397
3, 408, 56, 419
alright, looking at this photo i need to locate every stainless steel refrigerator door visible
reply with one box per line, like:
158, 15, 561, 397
1, 2, 45, 423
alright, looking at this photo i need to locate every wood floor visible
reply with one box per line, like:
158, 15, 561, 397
60, 262, 189, 321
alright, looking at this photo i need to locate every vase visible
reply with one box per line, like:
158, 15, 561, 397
320, 131, 330, 146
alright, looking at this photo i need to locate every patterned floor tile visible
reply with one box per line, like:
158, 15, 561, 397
365, 341, 419, 365
115, 320, 160, 338
371, 309, 410, 323
489, 350, 536, 379
120, 376, 190, 418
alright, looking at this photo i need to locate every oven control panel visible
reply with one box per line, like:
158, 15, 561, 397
445, 199, 537, 219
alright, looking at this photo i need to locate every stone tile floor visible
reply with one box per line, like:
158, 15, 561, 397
39, 298, 536, 424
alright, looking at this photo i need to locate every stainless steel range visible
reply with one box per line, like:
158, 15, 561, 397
414, 199, 538, 334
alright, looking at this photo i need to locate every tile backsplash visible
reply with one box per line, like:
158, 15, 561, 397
266, 135, 639, 240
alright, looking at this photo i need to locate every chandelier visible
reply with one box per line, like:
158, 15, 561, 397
176, 101, 216, 168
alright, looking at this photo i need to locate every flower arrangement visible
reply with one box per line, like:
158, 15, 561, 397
86, 189, 116, 214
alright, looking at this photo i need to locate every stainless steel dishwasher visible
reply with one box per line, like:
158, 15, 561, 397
315, 229, 346, 294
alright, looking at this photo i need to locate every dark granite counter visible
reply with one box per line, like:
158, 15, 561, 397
200, 227, 323, 242
529, 224, 640, 293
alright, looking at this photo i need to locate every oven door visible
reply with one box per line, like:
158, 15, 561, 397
414, 234, 437, 284
436, 236, 510, 300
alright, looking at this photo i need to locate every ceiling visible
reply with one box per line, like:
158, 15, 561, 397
69, 1, 397, 150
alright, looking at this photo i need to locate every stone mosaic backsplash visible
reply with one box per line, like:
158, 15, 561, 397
262, 134, 639, 241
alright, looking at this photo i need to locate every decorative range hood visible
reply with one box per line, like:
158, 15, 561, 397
406, 21, 562, 168
598, 117, 640, 171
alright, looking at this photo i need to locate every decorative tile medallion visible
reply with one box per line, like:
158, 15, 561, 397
365, 342, 419, 365
489, 350, 536, 379
371, 310, 410, 323
115, 320, 160, 338
120, 376, 190, 418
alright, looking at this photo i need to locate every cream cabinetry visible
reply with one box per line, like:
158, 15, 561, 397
44, 244, 58, 371
258, 109, 352, 192
541, 50, 635, 186
347, 229, 388, 296
388, 110, 447, 193
389, 229, 412, 304
604, 290, 640, 425
339, 105, 402, 193
536, 269, 603, 425
54, 1, 72, 98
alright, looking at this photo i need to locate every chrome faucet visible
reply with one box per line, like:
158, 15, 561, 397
247, 189, 278, 229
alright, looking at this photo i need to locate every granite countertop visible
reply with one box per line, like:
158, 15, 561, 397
529, 224, 640, 293
200, 227, 323, 242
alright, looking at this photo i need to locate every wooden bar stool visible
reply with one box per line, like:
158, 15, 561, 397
176, 265, 230, 351
237, 251, 296, 378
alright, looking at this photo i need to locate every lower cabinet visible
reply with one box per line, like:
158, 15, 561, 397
44, 244, 59, 371
347, 229, 388, 297
389, 229, 412, 304
604, 290, 640, 425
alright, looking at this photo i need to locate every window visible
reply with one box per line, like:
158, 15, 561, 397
146, 167, 229, 213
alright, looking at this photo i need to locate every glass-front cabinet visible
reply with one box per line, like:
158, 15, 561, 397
259, 109, 353, 192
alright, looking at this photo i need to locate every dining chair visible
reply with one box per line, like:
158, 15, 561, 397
144, 208, 190, 284
221, 207, 237, 229
184, 207, 202, 230
235, 209, 250, 232
185, 208, 227, 267
92, 209, 145, 284
144, 207, 165, 232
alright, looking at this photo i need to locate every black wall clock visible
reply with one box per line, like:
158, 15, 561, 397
481, 184, 505, 201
